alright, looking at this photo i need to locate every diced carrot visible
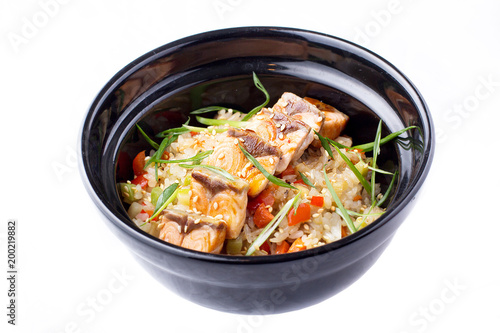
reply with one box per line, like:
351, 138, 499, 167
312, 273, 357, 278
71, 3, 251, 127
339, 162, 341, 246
253, 203, 275, 228
310, 196, 324, 207
353, 195, 362, 201
288, 238, 306, 253
280, 165, 295, 177
132, 151, 146, 176
247, 185, 276, 212
341, 226, 349, 238
276, 241, 290, 254
287, 203, 311, 226
260, 241, 270, 254
131, 174, 148, 188
190, 131, 198, 137
293, 179, 306, 185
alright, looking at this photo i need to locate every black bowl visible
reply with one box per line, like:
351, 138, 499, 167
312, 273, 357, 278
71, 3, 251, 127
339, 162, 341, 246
79, 27, 434, 314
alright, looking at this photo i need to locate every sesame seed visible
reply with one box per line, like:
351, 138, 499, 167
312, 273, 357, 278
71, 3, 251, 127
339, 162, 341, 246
228, 108, 233, 113
269, 157, 275, 165
188, 190, 192, 196
157, 222, 165, 229
177, 225, 182, 233
278, 228, 284, 233
324, 224, 331, 231
317, 116, 323, 122
318, 208, 324, 213
218, 153, 225, 159
215, 214, 223, 220
239, 138, 245, 143
234, 139, 239, 145
304, 224, 310, 231
212, 129, 216, 135
331, 206, 336, 211
270, 113, 275, 119
213, 202, 218, 210
280, 124, 286, 131
278, 133, 284, 140
194, 218, 201, 224
256, 115, 264, 120
184, 225, 188, 233
193, 196, 198, 203
312, 213, 320, 218
268, 206, 273, 213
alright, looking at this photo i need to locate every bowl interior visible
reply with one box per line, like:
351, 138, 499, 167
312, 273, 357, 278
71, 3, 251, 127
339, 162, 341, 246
80, 27, 433, 259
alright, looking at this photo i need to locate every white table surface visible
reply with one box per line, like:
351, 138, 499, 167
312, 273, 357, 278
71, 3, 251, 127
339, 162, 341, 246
2, 0, 499, 332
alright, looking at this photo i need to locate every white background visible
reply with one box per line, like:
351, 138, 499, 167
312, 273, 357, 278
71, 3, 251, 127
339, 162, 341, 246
1, 0, 499, 332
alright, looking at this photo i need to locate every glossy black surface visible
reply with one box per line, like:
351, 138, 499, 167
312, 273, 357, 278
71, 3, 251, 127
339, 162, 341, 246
79, 27, 434, 314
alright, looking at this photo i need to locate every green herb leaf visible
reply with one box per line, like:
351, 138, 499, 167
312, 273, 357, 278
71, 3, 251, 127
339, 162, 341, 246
323, 166, 356, 234
346, 209, 384, 217
144, 134, 179, 169
314, 130, 336, 159
371, 120, 383, 203
190, 106, 243, 115
155, 150, 213, 164
155, 117, 191, 138
182, 125, 228, 133
238, 143, 297, 190
242, 72, 270, 121
178, 164, 235, 181
298, 172, 316, 188
246, 192, 301, 256
376, 169, 398, 207
196, 116, 248, 128
136, 124, 159, 149
367, 165, 394, 175
147, 183, 180, 222
333, 145, 372, 194
352, 126, 418, 152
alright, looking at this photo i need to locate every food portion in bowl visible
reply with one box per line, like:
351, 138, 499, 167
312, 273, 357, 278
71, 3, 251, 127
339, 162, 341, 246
118, 74, 410, 255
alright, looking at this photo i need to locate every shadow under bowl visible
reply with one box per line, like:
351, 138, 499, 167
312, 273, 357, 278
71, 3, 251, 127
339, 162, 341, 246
79, 27, 434, 314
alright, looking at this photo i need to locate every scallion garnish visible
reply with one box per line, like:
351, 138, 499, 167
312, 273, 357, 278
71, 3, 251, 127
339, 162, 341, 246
332, 145, 372, 195
376, 170, 398, 207
178, 164, 235, 181
146, 182, 180, 223
298, 172, 316, 188
195, 116, 248, 128
352, 126, 418, 152
323, 166, 356, 234
190, 106, 243, 115
155, 150, 213, 164
367, 165, 394, 175
136, 124, 159, 149
144, 134, 179, 169
346, 209, 383, 217
371, 120, 383, 203
241, 72, 270, 121
246, 192, 301, 256
238, 143, 297, 190
183, 125, 228, 133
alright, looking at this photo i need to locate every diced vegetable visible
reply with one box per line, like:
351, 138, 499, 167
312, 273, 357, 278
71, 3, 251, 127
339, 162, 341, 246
147, 183, 180, 222
310, 196, 324, 207
177, 188, 191, 206
288, 238, 306, 253
260, 241, 270, 254
131, 174, 148, 188
353, 195, 362, 201
354, 160, 369, 177
150, 187, 163, 206
247, 186, 276, 211
132, 151, 146, 176
276, 241, 290, 254
226, 236, 243, 255
280, 165, 295, 177
120, 183, 141, 204
253, 203, 275, 228
287, 203, 311, 226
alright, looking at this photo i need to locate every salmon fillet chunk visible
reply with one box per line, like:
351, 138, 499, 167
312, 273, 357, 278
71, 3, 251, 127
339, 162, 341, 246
303, 97, 349, 147
273, 92, 325, 134
246, 108, 314, 174
158, 209, 226, 254
190, 168, 250, 239
205, 128, 281, 197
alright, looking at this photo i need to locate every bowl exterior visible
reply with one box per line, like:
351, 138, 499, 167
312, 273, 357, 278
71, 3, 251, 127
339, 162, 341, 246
80, 27, 434, 314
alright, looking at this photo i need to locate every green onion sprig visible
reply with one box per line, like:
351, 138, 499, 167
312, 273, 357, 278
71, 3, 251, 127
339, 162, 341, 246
146, 182, 180, 223
242, 72, 270, 121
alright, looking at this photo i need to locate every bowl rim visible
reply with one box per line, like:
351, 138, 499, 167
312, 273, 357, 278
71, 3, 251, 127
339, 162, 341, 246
79, 26, 435, 264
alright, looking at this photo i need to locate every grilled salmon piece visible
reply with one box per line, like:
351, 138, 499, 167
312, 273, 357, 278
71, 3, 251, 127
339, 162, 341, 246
303, 97, 349, 147
246, 109, 314, 173
205, 128, 281, 197
158, 209, 226, 254
273, 92, 325, 134
190, 168, 250, 239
